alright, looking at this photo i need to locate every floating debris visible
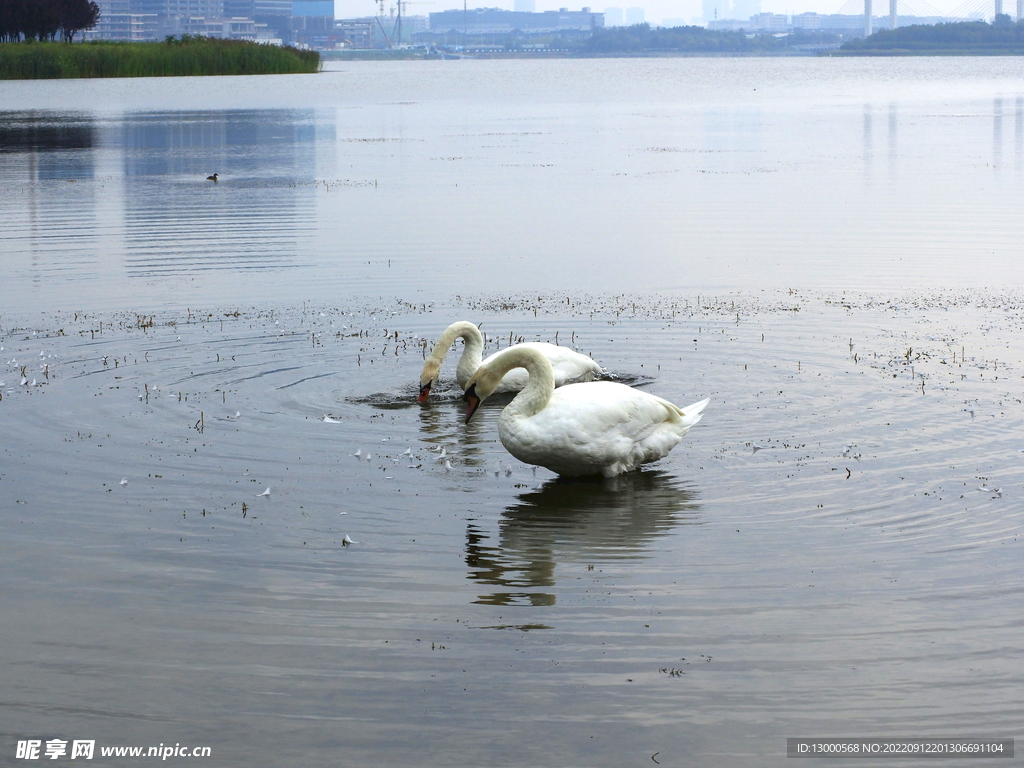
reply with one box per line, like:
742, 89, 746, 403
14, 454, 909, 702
257, 487, 271, 497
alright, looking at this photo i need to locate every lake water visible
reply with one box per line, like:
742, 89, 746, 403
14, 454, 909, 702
1, 58, 1023, 766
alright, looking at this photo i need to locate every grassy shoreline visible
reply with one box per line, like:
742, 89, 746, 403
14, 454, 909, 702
831, 48, 1024, 55
0, 39, 320, 80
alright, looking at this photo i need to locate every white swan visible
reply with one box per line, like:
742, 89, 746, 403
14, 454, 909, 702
463, 346, 708, 478
418, 321, 601, 401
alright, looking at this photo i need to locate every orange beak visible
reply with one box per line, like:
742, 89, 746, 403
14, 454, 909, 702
417, 381, 432, 402
463, 384, 481, 423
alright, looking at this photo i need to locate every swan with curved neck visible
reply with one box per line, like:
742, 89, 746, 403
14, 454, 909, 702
464, 346, 708, 477
418, 321, 600, 401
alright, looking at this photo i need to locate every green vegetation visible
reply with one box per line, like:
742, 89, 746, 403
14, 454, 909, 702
1, 0, 99, 43
0, 36, 320, 79
839, 16, 1024, 54
580, 23, 784, 54
411, 22, 808, 56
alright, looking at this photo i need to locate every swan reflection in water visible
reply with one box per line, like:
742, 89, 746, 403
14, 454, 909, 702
466, 470, 700, 608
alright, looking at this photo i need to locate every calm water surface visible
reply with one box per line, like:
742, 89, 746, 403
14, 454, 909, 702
4, 58, 1024, 312
1, 59, 1022, 766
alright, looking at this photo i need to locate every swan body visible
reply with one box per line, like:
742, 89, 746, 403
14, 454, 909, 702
418, 321, 601, 401
464, 346, 708, 477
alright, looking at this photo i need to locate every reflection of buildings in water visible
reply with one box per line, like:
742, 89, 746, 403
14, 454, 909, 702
993, 97, 1003, 170
862, 101, 898, 180
0, 112, 99, 289
1017, 97, 1023, 173
466, 470, 701, 607
112, 109, 328, 276
863, 103, 872, 178
888, 102, 897, 180
2, 109, 334, 287
0, 112, 96, 176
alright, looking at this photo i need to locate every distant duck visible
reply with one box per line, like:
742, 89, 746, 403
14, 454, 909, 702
464, 346, 708, 478
206, 172, 218, 182
418, 320, 601, 401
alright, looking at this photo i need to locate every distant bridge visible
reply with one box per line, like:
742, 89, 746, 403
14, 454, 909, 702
835, 0, 1019, 35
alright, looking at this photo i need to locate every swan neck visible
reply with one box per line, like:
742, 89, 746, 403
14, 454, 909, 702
499, 348, 554, 418
428, 322, 484, 387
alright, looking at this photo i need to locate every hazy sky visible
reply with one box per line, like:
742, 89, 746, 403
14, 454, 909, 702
334, 0, 974, 25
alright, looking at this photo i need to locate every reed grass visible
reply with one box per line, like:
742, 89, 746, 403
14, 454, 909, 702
0, 38, 320, 79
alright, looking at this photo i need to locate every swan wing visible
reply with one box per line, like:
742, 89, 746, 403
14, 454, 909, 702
499, 383, 706, 476
482, 342, 601, 392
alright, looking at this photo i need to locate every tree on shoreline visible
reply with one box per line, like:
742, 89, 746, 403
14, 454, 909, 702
582, 22, 782, 53
0, 0, 100, 43
58, 0, 100, 42
841, 17, 1024, 51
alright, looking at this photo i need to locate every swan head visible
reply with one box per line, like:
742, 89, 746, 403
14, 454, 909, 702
462, 363, 503, 422
418, 359, 441, 402
463, 383, 482, 422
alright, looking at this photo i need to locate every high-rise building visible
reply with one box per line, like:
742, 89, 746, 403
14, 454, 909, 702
223, 0, 291, 17
292, 0, 333, 15
429, 7, 604, 33
604, 6, 623, 25
91, 0, 224, 38
133, 0, 223, 16
223, 0, 291, 37
89, 0, 159, 39
624, 5, 643, 23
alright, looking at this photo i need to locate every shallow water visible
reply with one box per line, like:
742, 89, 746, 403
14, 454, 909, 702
1, 59, 1023, 766
4, 58, 1024, 316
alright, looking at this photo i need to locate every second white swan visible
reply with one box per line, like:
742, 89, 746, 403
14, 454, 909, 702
463, 346, 708, 477
418, 321, 601, 401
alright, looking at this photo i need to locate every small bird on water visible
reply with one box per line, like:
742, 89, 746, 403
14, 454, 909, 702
206, 172, 218, 182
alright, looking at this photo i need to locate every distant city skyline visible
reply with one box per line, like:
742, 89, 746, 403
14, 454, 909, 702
332, 0, 983, 24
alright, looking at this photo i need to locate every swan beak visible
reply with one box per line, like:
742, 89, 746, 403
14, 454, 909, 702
417, 381, 432, 402
463, 385, 481, 423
